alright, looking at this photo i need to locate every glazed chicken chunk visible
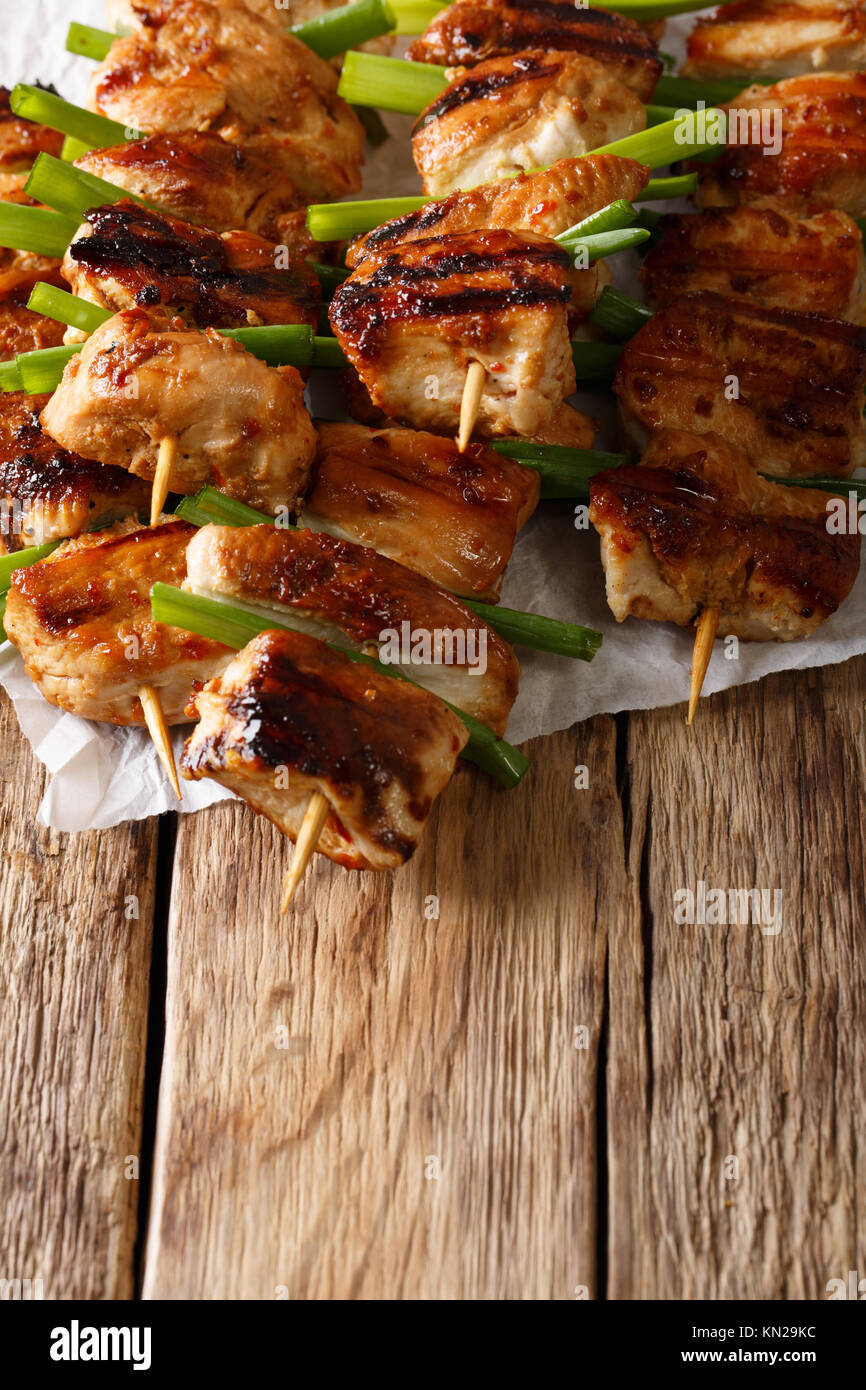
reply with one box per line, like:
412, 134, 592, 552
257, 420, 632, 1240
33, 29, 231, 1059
589, 430, 861, 640
180, 628, 468, 872
0, 84, 63, 191
302, 422, 539, 601
408, 0, 663, 100
684, 1, 866, 81
40, 309, 316, 512
62, 201, 320, 332
346, 154, 651, 265
88, 0, 365, 201
640, 206, 866, 324
695, 72, 866, 217
184, 523, 520, 734
0, 395, 149, 554
412, 50, 645, 197
3, 519, 230, 723
614, 291, 866, 477
330, 229, 577, 440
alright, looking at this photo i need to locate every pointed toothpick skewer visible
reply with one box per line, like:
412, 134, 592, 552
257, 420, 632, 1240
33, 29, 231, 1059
457, 360, 486, 452
281, 791, 330, 913
687, 606, 720, 726
138, 683, 181, 799
150, 435, 178, 526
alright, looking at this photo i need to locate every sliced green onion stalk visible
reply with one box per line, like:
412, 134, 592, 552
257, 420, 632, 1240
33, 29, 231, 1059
10, 84, 144, 151
308, 194, 430, 242
491, 441, 628, 500
337, 51, 448, 114
176, 486, 289, 531
572, 340, 623, 382
463, 600, 602, 662
654, 73, 761, 109
61, 133, 93, 163
0, 540, 62, 590
644, 104, 681, 127
312, 262, 351, 297
604, 0, 740, 18
589, 286, 654, 339
312, 335, 348, 368
0, 360, 23, 394
27, 282, 110, 334
290, 0, 396, 60
556, 199, 636, 247
768, 474, 866, 503
594, 109, 727, 169
352, 105, 391, 148
566, 226, 649, 264
635, 172, 697, 202
0, 202, 79, 258
389, 0, 442, 31
149, 582, 530, 787
65, 20, 116, 61
16, 344, 82, 394
222, 323, 315, 366
26, 152, 161, 220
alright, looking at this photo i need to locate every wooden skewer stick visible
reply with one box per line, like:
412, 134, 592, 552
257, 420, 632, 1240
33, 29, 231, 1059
150, 434, 178, 526
281, 790, 330, 913
686, 606, 720, 726
457, 360, 486, 452
138, 683, 181, 799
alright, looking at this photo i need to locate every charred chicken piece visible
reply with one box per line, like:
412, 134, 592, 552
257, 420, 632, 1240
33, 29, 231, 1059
589, 429, 861, 640
614, 290, 866, 477
407, 0, 663, 100
640, 206, 866, 324
346, 153, 651, 267
695, 72, 866, 217
0, 394, 149, 554
684, 1, 866, 82
88, 0, 365, 202
303, 421, 539, 602
0, 84, 63, 186
62, 201, 320, 332
3, 518, 230, 722
330, 228, 577, 440
412, 50, 645, 198
40, 309, 316, 512
180, 627, 468, 872
185, 523, 520, 734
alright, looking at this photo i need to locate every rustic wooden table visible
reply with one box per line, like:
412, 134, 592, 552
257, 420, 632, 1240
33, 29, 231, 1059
1, 655, 863, 1301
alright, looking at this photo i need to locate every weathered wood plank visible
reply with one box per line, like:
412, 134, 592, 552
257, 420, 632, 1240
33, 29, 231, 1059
0, 690, 158, 1301
142, 722, 625, 1300
608, 656, 866, 1300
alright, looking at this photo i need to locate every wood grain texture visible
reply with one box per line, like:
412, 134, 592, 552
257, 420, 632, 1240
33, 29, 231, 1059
141, 722, 624, 1300
608, 656, 866, 1300
0, 690, 158, 1301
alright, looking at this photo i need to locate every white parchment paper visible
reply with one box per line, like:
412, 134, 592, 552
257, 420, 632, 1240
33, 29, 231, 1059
1, 3, 863, 829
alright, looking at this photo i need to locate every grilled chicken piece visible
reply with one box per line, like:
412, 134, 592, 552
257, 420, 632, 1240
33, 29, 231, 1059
88, 0, 365, 202
0, 395, 149, 554
75, 132, 307, 237
302, 422, 539, 601
589, 429, 861, 640
346, 153, 651, 267
185, 523, 520, 734
0, 292, 67, 360
695, 72, 866, 217
107, 0, 395, 54
407, 0, 662, 100
1, 79, 67, 303
412, 50, 645, 197
614, 290, 866, 478
180, 628, 467, 871
0, 84, 63, 182
330, 228, 576, 440
684, 1, 866, 81
62, 201, 320, 332
640, 206, 866, 324
40, 309, 316, 511
3, 518, 230, 723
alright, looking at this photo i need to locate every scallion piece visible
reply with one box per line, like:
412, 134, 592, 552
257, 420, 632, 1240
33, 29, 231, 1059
654, 73, 755, 109
221, 323, 314, 366
16, 344, 81, 394
556, 199, 636, 246
65, 21, 116, 60
290, 0, 396, 60
0, 202, 79, 258
463, 599, 602, 661
312, 262, 351, 298
27, 283, 111, 334
0, 361, 23, 394
491, 441, 628, 500
10, 84, 144, 151
149, 582, 530, 787
312, 335, 348, 368
604, 0, 740, 18
566, 226, 649, 264
593, 109, 727, 169
61, 133, 93, 163
26, 152, 160, 220
636, 172, 697, 202
589, 286, 654, 338
0, 541, 62, 589
176, 486, 287, 531
767, 475, 866, 503
571, 341, 623, 381
352, 105, 390, 148
389, 0, 442, 32
644, 104, 681, 127
337, 51, 448, 114
308, 195, 430, 241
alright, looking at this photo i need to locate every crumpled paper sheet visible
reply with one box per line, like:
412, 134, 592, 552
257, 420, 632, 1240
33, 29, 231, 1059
1, 4, 863, 829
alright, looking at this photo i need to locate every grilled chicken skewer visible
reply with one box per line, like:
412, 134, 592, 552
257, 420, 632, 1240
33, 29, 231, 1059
3, 518, 230, 791
684, 1, 866, 81
88, 0, 365, 202
406, 0, 664, 100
